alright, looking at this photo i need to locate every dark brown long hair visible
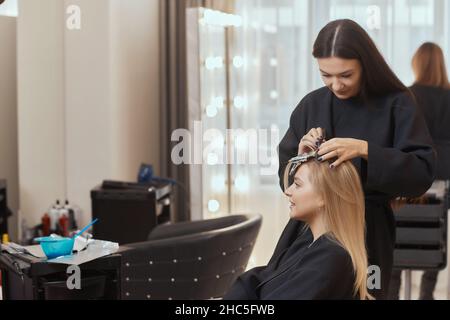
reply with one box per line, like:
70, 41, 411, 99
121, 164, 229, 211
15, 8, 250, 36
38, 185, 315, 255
313, 19, 409, 100
412, 42, 450, 89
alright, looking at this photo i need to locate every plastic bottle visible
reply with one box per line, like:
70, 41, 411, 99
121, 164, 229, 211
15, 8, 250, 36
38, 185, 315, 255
21, 218, 30, 245
59, 203, 69, 220
42, 213, 51, 236
59, 214, 69, 237
65, 200, 77, 230
55, 199, 61, 210
2, 233, 9, 244
49, 205, 59, 233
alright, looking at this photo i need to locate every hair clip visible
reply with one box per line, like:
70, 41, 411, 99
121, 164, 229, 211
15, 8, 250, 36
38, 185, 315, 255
288, 150, 319, 176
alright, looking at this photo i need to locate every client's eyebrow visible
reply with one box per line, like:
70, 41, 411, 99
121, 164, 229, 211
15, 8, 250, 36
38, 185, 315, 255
294, 177, 303, 183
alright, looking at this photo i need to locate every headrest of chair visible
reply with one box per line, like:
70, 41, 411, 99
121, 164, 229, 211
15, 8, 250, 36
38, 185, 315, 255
147, 214, 261, 241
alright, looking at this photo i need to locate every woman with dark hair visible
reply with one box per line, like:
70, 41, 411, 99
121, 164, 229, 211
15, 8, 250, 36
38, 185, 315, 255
389, 42, 450, 300
225, 19, 436, 300
275, 19, 435, 300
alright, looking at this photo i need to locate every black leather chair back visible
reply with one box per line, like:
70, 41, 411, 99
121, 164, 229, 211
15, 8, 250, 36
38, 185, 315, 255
120, 214, 262, 300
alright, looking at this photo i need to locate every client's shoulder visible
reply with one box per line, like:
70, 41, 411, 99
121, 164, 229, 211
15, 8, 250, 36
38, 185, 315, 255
305, 235, 353, 272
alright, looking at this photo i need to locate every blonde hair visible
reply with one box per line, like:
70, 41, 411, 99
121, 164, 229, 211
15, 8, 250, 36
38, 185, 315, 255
412, 42, 450, 89
284, 160, 373, 300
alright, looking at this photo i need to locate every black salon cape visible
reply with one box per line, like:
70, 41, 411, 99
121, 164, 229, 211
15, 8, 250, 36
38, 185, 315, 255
411, 84, 450, 179
225, 87, 436, 300
224, 229, 356, 300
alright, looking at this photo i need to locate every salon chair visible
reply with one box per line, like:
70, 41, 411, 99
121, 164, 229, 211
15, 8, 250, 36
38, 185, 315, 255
120, 214, 262, 300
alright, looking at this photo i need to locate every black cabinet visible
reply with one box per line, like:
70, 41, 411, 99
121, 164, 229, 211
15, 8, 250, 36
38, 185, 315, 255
0, 251, 122, 300
0, 180, 10, 235
91, 181, 172, 245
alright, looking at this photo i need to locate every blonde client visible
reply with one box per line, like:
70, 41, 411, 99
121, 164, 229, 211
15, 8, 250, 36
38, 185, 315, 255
224, 153, 372, 300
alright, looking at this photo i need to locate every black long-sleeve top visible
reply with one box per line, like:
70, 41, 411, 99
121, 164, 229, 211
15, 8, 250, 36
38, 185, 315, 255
410, 84, 450, 179
278, 87, 436, 198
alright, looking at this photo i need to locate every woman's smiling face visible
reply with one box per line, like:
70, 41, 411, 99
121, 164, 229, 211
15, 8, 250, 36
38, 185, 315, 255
317, 57, 363, 100
284, 164, 324, 222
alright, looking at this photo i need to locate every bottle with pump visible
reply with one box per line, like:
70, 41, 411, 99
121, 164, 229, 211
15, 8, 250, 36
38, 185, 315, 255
55, 199, 63, 234
59, 203, 69, 220
55, 199, 61, 213
65, 200, 77, 230
21, 219, 30, 245
42, 213, 51, 236
59, 214, 69, 237
49, 204, 59, 233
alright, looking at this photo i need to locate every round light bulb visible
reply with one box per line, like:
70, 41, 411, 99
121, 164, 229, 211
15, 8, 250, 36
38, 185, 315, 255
207, 153, 219, 165
205, 57, 216, 70
208, 199, 220, 213
234, 96, 246, 109
270, 90, 279, 99
206, 105, 218, 118
233, 56, 245, 68
235, 175, 250, 192
213, 96, 224, 109
211, 175, 226, 192
270, 58, 278, 67
215, 56, 224, 69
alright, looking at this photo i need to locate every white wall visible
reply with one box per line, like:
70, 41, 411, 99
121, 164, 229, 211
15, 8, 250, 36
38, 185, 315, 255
110, 0, 160, 179
63, 0, 114, 231
17, 0, 66, 237
17, 0, 160, 231
0, 16, 18, 241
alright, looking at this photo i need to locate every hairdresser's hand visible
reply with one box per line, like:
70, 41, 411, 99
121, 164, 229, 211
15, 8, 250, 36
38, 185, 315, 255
317, 138, 368, 168
298, 128, 326, 154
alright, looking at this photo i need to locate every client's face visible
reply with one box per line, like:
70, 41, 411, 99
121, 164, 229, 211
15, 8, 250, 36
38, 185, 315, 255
284, 164, 324, 221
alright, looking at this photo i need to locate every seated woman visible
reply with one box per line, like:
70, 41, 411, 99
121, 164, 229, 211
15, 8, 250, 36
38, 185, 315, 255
224, 153, 372, 300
